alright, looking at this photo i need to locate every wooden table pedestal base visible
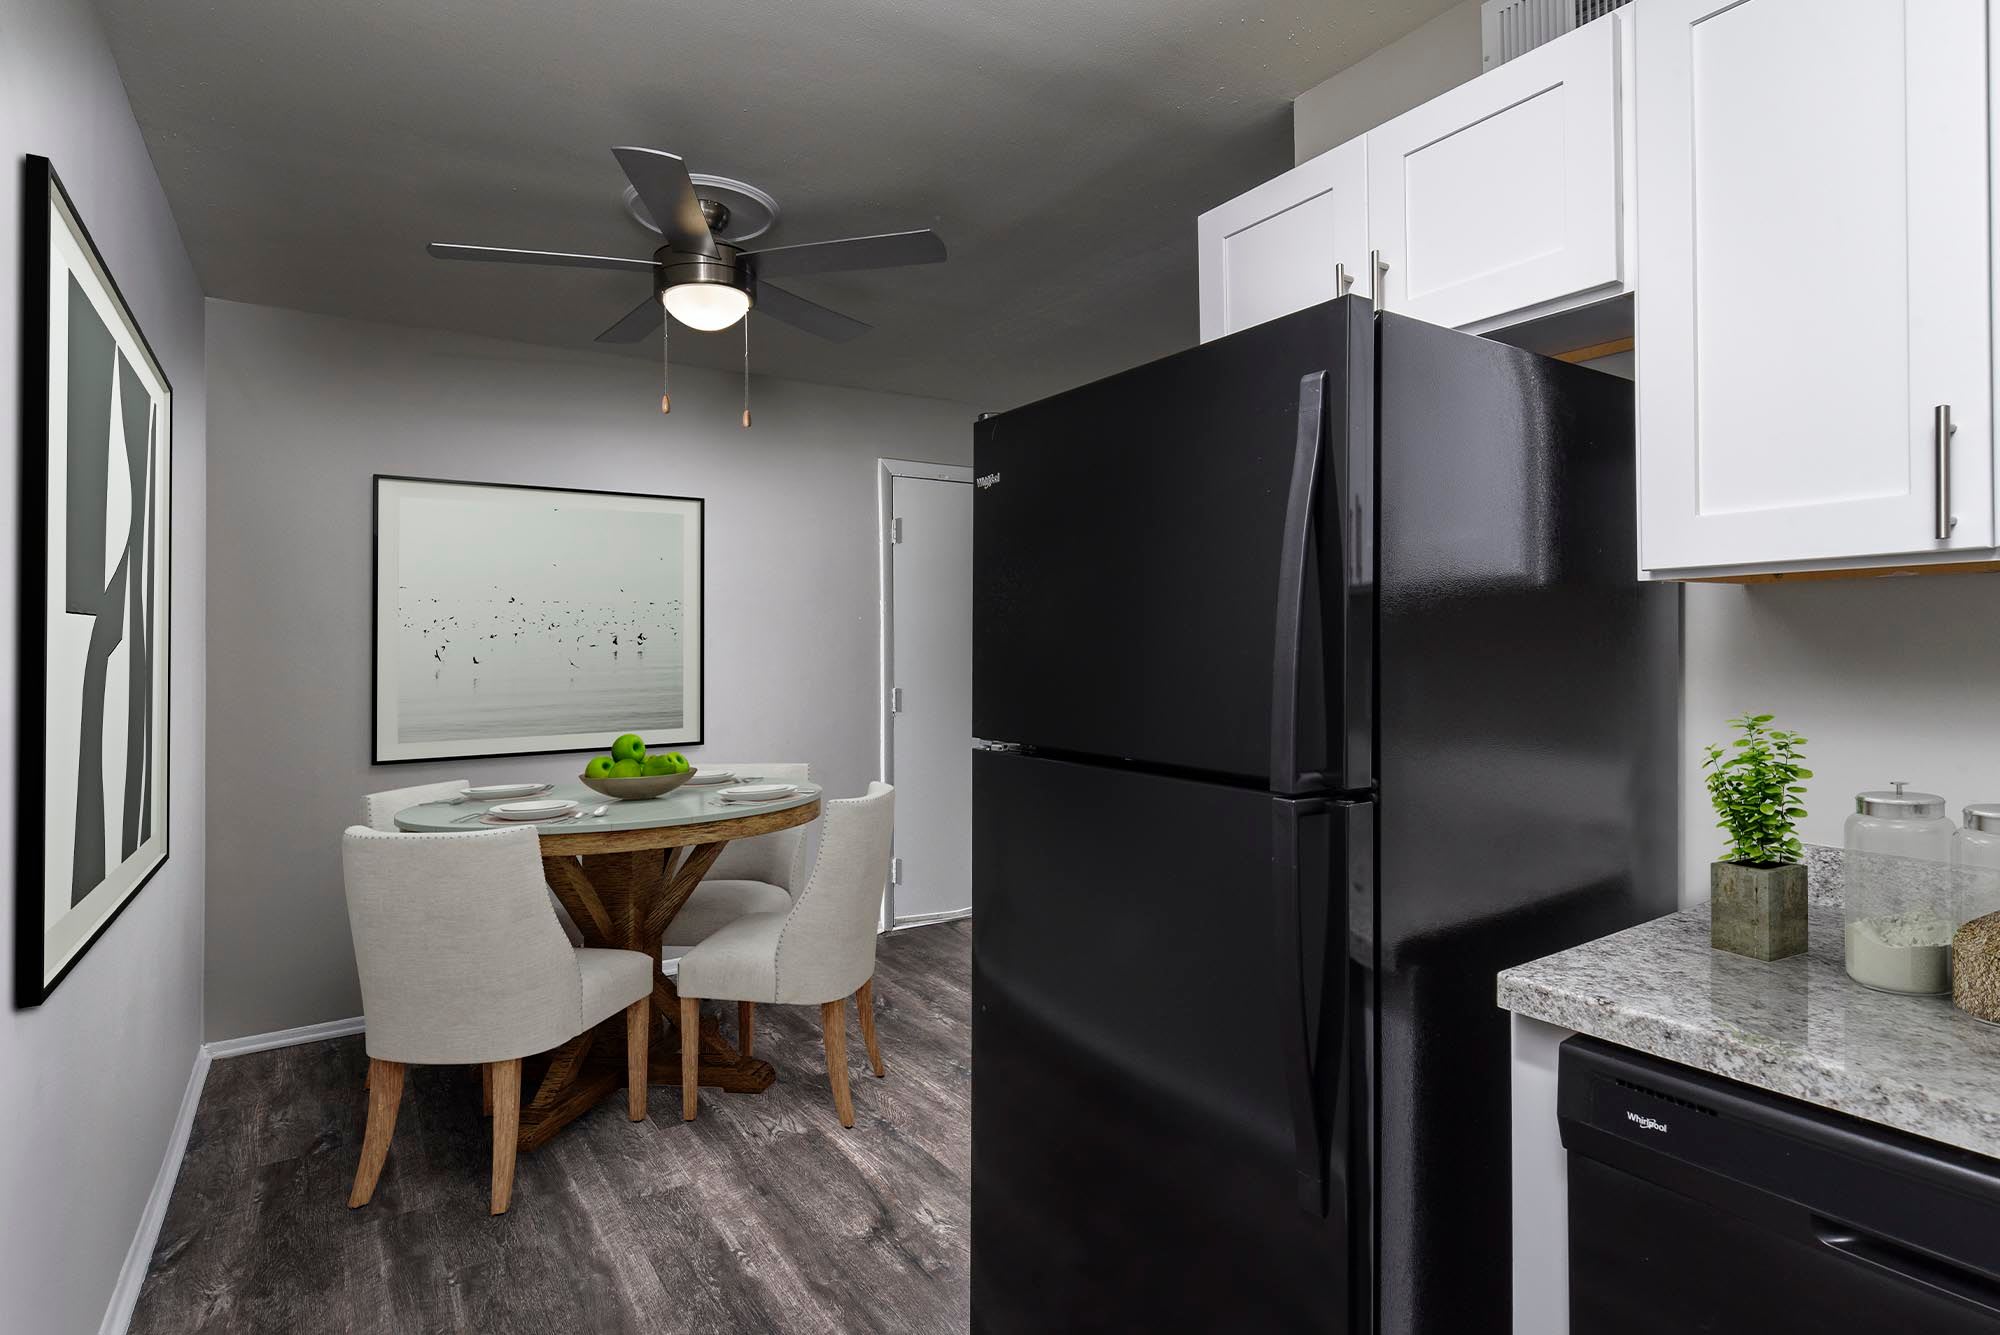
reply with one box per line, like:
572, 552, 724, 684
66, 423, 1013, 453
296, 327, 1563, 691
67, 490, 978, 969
511, 826, 812, 1151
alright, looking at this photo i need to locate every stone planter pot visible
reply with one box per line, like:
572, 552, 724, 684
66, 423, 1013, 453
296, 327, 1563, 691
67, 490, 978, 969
1710, 861, 1808, 961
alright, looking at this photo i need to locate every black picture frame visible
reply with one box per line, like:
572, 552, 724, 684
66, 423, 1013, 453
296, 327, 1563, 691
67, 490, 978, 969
16, 155, 175, 1008
370, 474, 706, 765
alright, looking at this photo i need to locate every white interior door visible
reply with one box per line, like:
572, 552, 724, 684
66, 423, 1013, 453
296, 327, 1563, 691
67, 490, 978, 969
886, 469, 973, 926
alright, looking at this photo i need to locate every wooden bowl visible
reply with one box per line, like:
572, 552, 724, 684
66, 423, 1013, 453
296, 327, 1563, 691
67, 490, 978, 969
579, 768, 696, 801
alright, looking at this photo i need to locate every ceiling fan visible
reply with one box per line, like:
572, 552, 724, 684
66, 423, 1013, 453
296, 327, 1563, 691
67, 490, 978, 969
428, 147, 946, 421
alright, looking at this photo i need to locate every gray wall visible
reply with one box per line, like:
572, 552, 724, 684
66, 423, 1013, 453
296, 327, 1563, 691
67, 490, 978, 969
0, 0, 209, 1330
204, 300, 974, 1040
1560, 352, 2000, 906
1292, 0, 1482, 164
1680, 576, 2000, 901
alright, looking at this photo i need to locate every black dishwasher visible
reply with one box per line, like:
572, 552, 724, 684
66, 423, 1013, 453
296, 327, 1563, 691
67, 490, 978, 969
1560, 1036, 2000, 1333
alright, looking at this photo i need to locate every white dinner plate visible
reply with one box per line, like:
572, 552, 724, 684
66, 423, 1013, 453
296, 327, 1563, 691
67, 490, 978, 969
717, 783, 797, 803
490, 798, 578, 820
685, 771, 736, 786
477, 811, 580, 826
463, 782, 551, 801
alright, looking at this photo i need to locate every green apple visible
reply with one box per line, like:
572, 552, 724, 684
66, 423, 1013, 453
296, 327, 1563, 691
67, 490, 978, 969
611, 733, 646, 763
641, 754, 674, 776
610, 758, 643, 778
667, 751, 689, 773
584, 756, 615, 779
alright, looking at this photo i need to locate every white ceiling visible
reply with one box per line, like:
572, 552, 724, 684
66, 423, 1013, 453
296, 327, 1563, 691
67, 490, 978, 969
94, 0, 1459, 407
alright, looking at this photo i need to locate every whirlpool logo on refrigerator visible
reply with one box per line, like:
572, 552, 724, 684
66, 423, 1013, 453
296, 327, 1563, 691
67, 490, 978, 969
1625, 1110, 1670, 1134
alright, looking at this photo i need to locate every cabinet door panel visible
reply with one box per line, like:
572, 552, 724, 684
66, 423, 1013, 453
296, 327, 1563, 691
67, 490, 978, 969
1367, 15, 1622, 330
1198, 138, 1367, 342
1637, 0, 1992, 574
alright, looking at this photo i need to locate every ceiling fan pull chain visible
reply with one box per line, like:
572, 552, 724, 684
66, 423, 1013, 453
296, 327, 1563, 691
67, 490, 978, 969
660, 310, 672, 414
741, 317, 752, 428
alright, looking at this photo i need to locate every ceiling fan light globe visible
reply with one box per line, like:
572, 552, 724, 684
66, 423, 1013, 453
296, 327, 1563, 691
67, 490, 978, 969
661, 282, 750, 331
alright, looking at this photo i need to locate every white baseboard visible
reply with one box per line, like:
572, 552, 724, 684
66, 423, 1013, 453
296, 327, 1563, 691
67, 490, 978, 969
892, 907, 972, 930
201, 1014, 365, 1060
99, 1047, 211, 1335
99, 1016, 369, 1333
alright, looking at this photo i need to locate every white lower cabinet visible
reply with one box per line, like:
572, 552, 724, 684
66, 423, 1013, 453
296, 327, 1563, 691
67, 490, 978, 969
1636, 0, 1995, 578
1197, 137, 1368, 342
1367, 13, 1625, 332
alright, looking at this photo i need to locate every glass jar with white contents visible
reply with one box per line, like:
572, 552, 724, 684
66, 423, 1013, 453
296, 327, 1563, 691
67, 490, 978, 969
1843, 783, 1956, 995
1952, 805, 2000, 1022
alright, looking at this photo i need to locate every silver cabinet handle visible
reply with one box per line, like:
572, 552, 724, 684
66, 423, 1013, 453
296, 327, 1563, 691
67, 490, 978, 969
1936, 405, 1957, 540
1335, 262, 1351, 297
1371, 249, 1389, 309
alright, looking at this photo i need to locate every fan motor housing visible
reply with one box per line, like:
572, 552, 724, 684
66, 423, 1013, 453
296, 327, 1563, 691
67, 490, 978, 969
654, 243, 752, 304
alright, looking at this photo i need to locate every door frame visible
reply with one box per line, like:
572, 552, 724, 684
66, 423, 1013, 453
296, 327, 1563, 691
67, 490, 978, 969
877, 457, 975, 931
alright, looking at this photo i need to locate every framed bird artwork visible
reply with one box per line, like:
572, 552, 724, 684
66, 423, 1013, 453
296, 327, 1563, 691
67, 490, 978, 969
370, 476, 704, 763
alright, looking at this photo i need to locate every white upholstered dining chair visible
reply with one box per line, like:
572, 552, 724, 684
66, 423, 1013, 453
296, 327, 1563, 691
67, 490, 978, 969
661, 762, 813, 949
364, 779, 583, 945
674, 782, 894, 1128
362, 779, 467, 832
341, 824, 655, 1215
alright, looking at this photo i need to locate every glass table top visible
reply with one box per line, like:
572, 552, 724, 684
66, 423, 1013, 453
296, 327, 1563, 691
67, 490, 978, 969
394, 779, 822, 834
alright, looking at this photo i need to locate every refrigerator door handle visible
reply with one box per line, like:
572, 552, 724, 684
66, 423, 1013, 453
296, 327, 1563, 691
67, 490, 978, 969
1271, 369, 1341, 794
1273, 795, 1333, 1216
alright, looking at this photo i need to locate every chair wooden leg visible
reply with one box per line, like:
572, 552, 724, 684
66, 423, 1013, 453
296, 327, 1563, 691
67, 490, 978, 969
626, 997, 650, 1121
738, 1001, 756, 1059
680, 996, 701, 1121
856, 977, 886, 1078
489, 1058, 521, 1216
349, 1059, 404, 1208
821, 999, 856, 1128
480, 1062, 492, 1116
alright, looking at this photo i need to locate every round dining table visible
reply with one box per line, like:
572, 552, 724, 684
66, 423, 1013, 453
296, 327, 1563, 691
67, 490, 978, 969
395, 778, 822, 1151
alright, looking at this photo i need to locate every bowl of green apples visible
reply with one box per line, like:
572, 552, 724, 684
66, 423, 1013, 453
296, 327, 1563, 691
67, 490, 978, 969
579, 733, 696, 800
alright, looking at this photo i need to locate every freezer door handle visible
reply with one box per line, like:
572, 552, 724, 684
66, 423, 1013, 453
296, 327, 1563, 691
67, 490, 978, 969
1811, 1215, 2000, 1316
1273, 795, 1334, 1216
1271, 370, 1344, 794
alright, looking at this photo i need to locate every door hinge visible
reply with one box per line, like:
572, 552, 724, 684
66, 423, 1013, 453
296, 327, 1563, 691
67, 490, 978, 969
976, 472, 1002, 489
890, 686, 903, 713
891, 516, 904, 544
890, 857, 903, 885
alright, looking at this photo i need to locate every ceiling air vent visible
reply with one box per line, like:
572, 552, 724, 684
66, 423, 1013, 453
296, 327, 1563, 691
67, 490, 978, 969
1481, 0, 1631, 69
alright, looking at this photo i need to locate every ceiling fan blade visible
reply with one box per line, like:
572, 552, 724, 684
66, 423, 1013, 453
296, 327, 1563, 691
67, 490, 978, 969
595, 295, 666, 344
752, 281, 871, 342
611, 147, 716, 257
426, 242, 657, 273
740, 229, 946, 280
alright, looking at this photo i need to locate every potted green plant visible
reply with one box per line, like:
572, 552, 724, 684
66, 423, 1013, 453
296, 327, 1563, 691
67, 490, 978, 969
1704, 713, 1812, 960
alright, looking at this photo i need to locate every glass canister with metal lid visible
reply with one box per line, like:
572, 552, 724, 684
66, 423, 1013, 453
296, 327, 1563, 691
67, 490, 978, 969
1952, 804, 2000, 1022
1843, 782, 1956, 994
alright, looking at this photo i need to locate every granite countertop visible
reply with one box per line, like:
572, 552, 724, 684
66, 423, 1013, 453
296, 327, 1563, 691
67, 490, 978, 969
1498, 862, 2000, 1158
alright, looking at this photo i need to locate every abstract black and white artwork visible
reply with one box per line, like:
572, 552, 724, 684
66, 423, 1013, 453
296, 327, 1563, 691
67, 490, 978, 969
16, 157, 173, 1007
372, 477, 704, 763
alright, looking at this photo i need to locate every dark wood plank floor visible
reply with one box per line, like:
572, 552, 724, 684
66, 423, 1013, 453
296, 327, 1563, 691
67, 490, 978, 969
131, 920, 971, 1335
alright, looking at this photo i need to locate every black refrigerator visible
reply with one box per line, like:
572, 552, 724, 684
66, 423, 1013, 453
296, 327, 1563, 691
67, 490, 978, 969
970, 297, 1678, 1335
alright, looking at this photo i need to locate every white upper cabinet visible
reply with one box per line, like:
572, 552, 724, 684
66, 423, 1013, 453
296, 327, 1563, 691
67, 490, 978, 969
1197, 137, 1368, 342
1366, 15, 1625, 332
1636, 0, 1993, 576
